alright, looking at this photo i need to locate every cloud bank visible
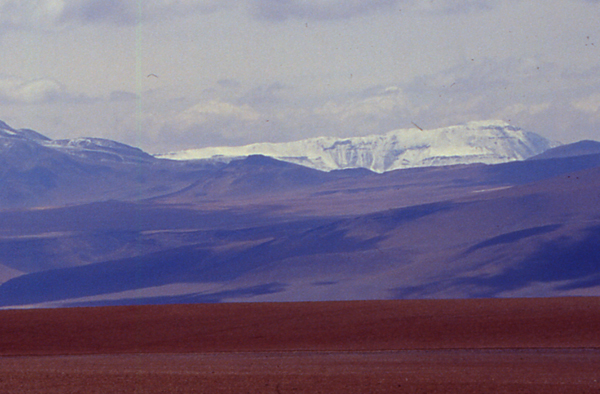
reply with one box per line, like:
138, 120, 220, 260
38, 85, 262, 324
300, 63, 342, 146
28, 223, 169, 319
251, 0, 400, 21
0, 0, 232, 29
136, 53, 600, 152
250, 0, 500, 21
0, 0, 502, 31
0, 76, 64, 104
1, 0, 599, 152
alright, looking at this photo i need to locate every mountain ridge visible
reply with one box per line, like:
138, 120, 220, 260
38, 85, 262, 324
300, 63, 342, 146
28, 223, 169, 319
1, 118, 600, 307
157, 120, 558, 172
528, 140, 600, 160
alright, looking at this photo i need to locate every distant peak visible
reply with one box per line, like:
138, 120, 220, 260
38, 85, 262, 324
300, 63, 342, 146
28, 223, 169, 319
528, 139, 600, 160
48, 137, 141, 150
0, 120, 51, 141
16, 128, 51, 141
0, 120, 15, 131
44, 137, 155, 163
157, 120, 555, 173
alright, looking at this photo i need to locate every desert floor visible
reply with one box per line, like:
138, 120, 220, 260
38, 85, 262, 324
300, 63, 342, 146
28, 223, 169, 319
0, 297, 599, 393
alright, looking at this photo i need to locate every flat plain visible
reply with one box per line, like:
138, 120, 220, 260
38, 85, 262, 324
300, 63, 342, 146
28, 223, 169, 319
1, 297, 599, 393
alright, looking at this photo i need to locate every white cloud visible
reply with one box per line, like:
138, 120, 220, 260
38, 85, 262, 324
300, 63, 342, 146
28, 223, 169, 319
0, 0, 67, 30
572, 93, 600, 115
175, 100, 262, 127
105, 54, 600, 151
496, 102, 551, 117
0, 76, 64, 104
316, 86, 410, 121
393, 56, 600, 142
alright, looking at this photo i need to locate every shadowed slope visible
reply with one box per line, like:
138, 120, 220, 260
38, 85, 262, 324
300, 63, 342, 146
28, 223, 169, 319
1, 163, 600, 306
529, 140, 600, 160
0, 203, 449, 306
1, 121, 600, 305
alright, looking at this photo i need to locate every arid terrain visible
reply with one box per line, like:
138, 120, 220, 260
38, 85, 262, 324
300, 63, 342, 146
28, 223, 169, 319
1, 122, 600, 392
1, 297, 599, 393
2, 120, 600, 306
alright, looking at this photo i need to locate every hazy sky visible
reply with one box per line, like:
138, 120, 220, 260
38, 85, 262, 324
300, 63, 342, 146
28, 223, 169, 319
0, 0, 599, 153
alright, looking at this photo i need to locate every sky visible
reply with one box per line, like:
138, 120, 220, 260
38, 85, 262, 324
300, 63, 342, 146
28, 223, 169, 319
0, 0, 599, 153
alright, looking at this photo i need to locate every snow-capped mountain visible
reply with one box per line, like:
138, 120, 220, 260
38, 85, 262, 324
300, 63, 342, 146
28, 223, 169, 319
43, 137, 155, 163
0, 120, 154, 164
157, 121, 558, 173
0, 120, 50, 142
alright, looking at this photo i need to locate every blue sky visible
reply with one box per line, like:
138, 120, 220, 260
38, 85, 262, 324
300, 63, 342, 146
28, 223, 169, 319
0, 0, 599, 152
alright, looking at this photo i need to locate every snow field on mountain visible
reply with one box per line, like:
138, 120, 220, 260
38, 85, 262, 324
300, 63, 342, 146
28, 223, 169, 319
157, 120, 557, 172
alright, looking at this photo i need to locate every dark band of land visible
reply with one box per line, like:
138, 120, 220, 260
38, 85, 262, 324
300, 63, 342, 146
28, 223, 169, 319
1, 297, 599, 355
1, 297, 599, 393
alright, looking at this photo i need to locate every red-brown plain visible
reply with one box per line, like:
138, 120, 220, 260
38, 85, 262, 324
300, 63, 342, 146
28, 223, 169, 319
1, 298, 599, 393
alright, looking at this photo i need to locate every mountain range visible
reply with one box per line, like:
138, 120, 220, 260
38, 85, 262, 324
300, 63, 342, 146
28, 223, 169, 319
158, 120, 557, 172
1, 119, 600, 308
